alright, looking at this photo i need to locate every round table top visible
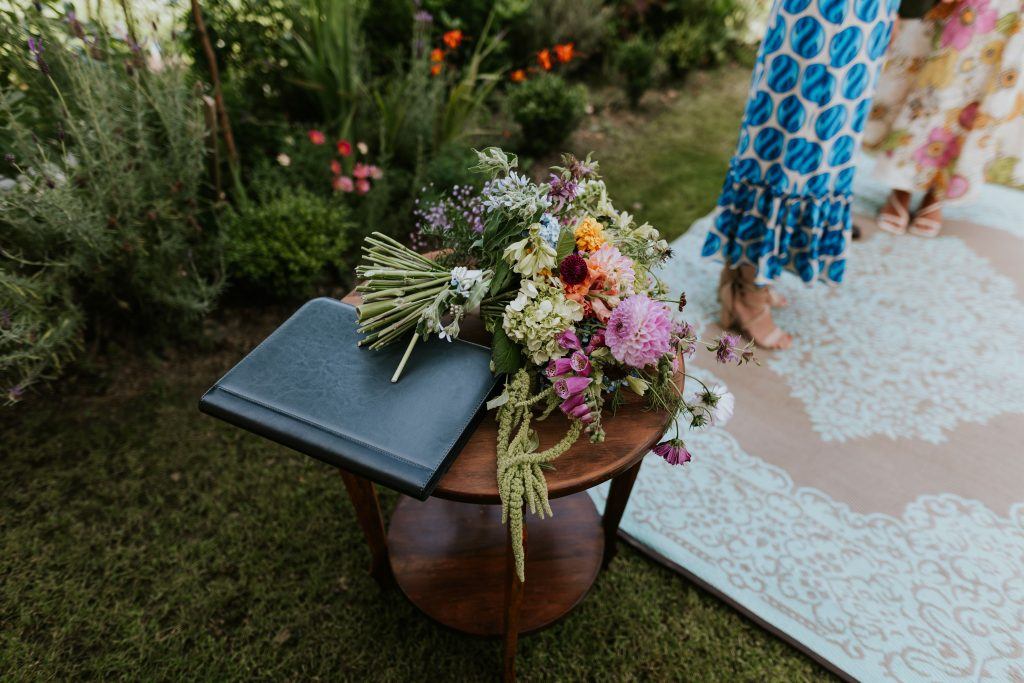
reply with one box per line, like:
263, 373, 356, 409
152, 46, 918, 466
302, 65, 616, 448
341, 290, 680, 505
433, 382, 678, 504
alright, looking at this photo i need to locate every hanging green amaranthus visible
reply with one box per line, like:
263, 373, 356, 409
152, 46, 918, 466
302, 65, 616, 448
496, 369, 583, 581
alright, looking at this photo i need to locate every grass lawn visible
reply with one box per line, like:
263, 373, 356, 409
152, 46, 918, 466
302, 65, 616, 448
1, 65, 833, 681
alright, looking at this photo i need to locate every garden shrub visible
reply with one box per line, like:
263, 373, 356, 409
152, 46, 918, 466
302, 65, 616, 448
512, 0, 612, 71
1, 12, 221, 403
657, 0, 749, 78
222, 186, 353, 298
506, 74, 586, 156
615, 36, 657, 108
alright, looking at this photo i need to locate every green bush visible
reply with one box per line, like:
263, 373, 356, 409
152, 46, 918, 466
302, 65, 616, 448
1, 12, 221, 403
615, 36, 657, 108
506, 74, 586, 156
222, 187, 353, 298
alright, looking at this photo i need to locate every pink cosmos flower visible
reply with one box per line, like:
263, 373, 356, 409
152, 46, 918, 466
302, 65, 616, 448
353, 163, 371, 179
337, 139, 352, 156
308, 129, 326, 145
333, 175, 354, 193
653, 439, 692, 465
913, 127, 961, 169
941, 0, 998, 51
356, 178, 371, 194
604, 294, 673, 369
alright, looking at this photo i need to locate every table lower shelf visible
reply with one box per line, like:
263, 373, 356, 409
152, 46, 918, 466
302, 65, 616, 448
387, 491, 604, 636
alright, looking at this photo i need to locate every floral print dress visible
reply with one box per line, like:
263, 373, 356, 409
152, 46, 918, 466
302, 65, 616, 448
865, 0, 1024, 202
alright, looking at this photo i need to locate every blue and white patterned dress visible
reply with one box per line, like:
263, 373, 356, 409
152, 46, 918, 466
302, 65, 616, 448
702, 0, 899, 285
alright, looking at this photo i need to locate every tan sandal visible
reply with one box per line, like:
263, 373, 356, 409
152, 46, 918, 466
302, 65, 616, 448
878, 192, 911, 235
908, 199, 943, 237
720, 267, 787, 308
718, 268, 792, 350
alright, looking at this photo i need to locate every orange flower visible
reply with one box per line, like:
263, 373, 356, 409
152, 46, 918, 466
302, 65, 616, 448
430, 48, 444, 63
510, 69, 527, 83
537, 49, 553, 71
330, 159, 342, 175
553, 42, 575, 63
430, 63, 443, 76
307, 129, 325, 145
443, 29, 463, 49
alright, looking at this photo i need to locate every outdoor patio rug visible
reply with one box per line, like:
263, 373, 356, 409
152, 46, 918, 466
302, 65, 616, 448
590, 206, 1024, 681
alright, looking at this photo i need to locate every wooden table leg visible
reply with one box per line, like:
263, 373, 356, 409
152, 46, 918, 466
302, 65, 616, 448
601, 459, 643, 569
502, 518, 526, 682
338, 469, 393, 588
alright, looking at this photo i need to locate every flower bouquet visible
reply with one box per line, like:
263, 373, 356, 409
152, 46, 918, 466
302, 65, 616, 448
355, 148, 752, 578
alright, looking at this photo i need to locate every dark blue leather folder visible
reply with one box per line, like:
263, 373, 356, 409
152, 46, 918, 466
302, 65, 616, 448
199, 298, 498, 500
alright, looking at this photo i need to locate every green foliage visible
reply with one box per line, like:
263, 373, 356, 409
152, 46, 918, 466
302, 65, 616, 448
658, 0, 750, 77
512, 0, 613, 71
222, 186, 352, 298
615, 36, 658, 108
1, 14, 220, 402
506, 74, 586, 156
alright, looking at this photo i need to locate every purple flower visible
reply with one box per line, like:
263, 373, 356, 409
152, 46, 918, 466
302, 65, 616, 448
653, 439, 692, 465
557, 329, 582, 351
8, 385, 24, 402
569, 350, 591, 376
672, 320, 696, 358
545, 357, 574, 378
414, 10, 433, 23
585, 330, 605, 354
713, 333, 742, 364
3, 153, 14, 164
559, 392, 594, 423
553, 375, 591, 399
604, 294, 674, 369
547, 174, 578, 213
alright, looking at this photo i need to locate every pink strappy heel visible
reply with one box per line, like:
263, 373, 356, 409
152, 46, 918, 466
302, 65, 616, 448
908, 199, 943, 237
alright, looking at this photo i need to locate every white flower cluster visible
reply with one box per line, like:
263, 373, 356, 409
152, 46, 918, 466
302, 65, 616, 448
502, 224, 557, 277
482, 171, 552, 219
503, 280, 584, 364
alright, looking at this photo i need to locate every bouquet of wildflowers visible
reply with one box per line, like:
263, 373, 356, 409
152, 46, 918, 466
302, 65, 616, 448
356, 148, 752, 579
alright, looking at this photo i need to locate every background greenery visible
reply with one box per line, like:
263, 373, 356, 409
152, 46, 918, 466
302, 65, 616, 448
0, 64, 835, 680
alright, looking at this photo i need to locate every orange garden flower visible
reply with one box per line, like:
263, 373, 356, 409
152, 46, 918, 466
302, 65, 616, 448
330, 159, 342, 175
337, 139, 352, 156
443, 29, 463, 49
510, 69, 526, 83
430, 63, 443, 76
307, 129, 325, 145
574, 216, 606, 252
537, 48, 553, 71
430, 48, 444, 63
553, 42, 575, 63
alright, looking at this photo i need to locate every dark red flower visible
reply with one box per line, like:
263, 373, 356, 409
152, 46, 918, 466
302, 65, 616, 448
559, 253, 588, 285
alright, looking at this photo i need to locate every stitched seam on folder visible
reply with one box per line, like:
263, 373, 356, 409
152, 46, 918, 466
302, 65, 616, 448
214, 385, 433, 473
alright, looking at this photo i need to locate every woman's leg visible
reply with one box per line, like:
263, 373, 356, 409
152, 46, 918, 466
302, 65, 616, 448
719, 265, 793, 350
878, 189, 912, 234
908, 186, 943, 237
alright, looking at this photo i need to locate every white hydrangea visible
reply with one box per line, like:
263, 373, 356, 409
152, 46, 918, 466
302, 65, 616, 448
503, 280, 584, 364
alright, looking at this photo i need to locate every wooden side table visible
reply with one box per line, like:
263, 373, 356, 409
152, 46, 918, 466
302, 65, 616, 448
338, 291, 678, 680
338, 381, 675, 681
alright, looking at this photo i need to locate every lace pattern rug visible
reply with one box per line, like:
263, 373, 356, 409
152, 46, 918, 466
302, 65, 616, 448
592, 212, 1024, 681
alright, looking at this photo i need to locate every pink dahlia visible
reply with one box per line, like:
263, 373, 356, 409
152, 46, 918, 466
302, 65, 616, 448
604, 294, 673, 369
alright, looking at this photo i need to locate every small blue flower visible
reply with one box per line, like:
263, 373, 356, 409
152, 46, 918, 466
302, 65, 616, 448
538, 213, 560, 247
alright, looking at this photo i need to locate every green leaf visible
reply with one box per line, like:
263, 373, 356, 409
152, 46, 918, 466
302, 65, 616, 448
555, 227, 576, 263
489, 259, 513, 296
490, 326, 522, 375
